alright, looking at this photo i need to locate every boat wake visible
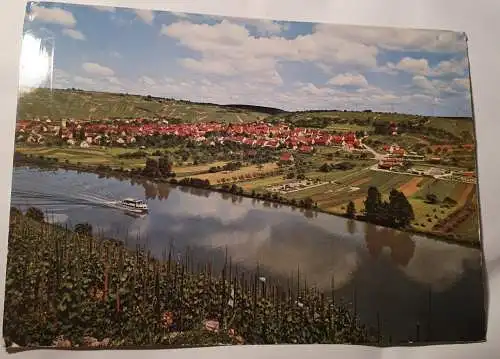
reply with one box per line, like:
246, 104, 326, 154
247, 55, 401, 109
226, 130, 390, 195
10, 189, 139, 215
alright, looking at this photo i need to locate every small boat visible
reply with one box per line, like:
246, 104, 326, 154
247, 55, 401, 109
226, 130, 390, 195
117, 198, 149, 214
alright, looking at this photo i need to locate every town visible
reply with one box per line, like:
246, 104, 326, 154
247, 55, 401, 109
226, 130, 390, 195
17, 118, 364, 153
10, 91, 479, 246
15, 116, 477, 183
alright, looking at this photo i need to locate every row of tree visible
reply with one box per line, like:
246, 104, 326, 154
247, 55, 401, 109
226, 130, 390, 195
142, 156, 174, 177
346, 186, 415, 228
319, 161, 355, 172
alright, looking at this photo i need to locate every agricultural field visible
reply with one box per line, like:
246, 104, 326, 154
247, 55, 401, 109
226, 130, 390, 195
316, 171, 414, 214
172, 161, 228, 177
15, 145, 147, 169
365, 134, 429, 152
183, 163, 279, 184
18, 88, 269, 124
408, 180, 479, 241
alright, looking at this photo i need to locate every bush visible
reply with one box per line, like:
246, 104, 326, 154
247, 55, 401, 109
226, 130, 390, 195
74, 223, 93, 237
10, 207, 21, 218
26, 207, 45, 222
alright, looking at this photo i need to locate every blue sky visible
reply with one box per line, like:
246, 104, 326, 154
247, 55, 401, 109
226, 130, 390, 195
21, 2, 472, 116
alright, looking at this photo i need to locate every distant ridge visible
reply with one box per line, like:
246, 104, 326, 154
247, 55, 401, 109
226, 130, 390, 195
220, 104, 286, 115
17, 87, 472, 121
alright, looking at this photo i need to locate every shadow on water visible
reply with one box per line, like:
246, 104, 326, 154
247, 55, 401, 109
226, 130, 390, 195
364, 224, 416, 267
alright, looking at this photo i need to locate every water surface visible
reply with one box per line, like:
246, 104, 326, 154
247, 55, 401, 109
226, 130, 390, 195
10, 166, 486, 344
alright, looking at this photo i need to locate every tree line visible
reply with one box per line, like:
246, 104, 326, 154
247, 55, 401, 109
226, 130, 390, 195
345, 186, 415, 229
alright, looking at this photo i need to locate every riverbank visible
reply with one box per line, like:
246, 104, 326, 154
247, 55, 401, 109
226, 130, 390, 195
4, 211, 379, 349
12, 153, 481, 249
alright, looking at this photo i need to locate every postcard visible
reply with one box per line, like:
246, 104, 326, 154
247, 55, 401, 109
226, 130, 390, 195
2, 1, 486, 350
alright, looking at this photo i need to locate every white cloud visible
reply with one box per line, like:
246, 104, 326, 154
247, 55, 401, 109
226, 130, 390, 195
328, 73, 369, 88
171, 11, 189, 18
74, 76, 95, 85
233, 18, 289, 35
140, 76, 156, 86
50, 18, 470, 116
162, 20, 379, 67
412, 75, 437, 94
382, 57, 467, 77
82, 62, 115, 77
53, 69, 70, 87
453, 77, 470, 90
161, 19, 378, 85
134, 9, 155, 25
411, 75, 467, 99
62, 28, 86, 40
432, 58, 467, 76
110, 51, 122, 58
390, 57, 430, 75
93, 6, 116, 12
30, 5, 77, 27
315, 24, 466, 53
107, 76, 122, 85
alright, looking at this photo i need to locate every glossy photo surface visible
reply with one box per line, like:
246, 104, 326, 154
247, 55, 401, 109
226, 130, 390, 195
2, 1, 486, 350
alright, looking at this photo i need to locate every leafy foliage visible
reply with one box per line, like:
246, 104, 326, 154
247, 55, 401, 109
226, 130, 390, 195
74, 223, 93, 237
3, 212, 379, 348
346, 201, 356, 218
363, 187, 414, 228
26, 207, 45, 222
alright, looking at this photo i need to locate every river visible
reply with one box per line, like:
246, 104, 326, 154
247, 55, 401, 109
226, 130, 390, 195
10, 166, 486, 345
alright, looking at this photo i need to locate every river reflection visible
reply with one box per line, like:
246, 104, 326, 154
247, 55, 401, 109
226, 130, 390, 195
10, 166, 486, 343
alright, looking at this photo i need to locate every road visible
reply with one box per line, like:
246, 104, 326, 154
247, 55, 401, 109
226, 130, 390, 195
359, 139, 386, 160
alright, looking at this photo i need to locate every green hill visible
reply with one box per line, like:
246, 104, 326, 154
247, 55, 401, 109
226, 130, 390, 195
17, 88, 271, 124
16, 88, 475, 142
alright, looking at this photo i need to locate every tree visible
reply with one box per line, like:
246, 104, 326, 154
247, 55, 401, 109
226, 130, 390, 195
74, 222, 93, 236
158, 156, 173, 174
364, 186, 382, 221
346, 201, 356, 218
426, 193, 439, 204
26, 207, 44, 222
144, 158, 159, 176
304, 197, 314, 209
78, 127, 86, 141
319, 163, 330, 172
388, 189, 415, 227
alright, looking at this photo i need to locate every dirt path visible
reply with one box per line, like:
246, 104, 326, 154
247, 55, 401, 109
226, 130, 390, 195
398, 177, 424, 196
235, 114, 244, 123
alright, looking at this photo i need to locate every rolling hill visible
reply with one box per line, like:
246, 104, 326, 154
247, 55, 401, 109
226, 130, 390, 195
16, 88, 475, 141
17, 88, 273, 124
